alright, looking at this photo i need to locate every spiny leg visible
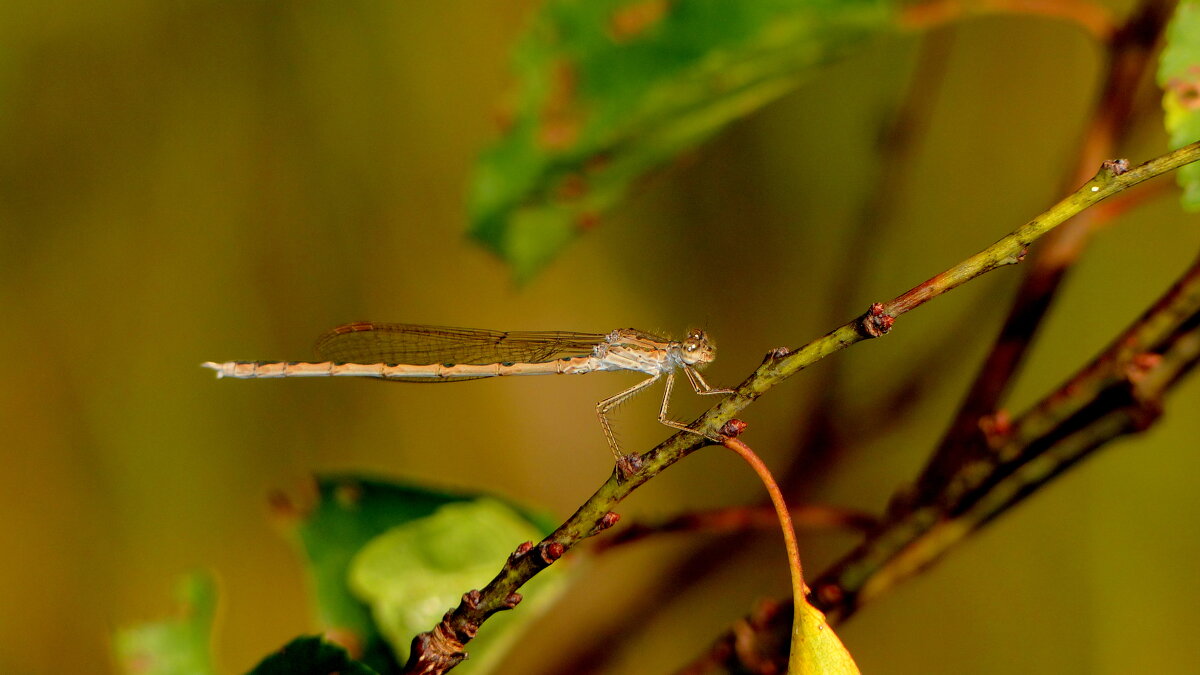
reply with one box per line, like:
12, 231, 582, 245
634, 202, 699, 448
597, 374, 660, 478
658, 368, 735, 442
657, 372, 698, 435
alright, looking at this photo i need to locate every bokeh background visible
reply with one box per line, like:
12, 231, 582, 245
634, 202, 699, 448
3, 1, 1199, 673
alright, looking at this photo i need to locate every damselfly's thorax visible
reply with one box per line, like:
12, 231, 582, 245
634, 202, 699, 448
590, 328, 716, 375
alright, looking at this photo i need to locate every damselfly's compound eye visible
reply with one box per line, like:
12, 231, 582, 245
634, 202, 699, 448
679, 330, 716, 366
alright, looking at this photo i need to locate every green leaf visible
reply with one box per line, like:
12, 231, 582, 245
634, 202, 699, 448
1159, 0, 1200, 211
113, 572, 218, 675
469, 0, 895, 281
247, 635, 378, 675
348, 498, 568, 673
286, 474, 561, 674
285, 475, 474, 672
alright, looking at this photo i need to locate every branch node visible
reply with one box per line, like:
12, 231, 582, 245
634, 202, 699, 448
720, 418, 749, 439
539, 541, 565, 564
1123, 352, 1166, 430
592, 511, 621, 535
1125, 352, 1162, 382
812, 581, 846, 611
762, 346, 791, 364
461, 589, 482, 611
615, 453, 643, 480
860, 302, 895, 338
403, 614, 470, 675
999, 246, 1029, 266
504, 592, 523, 609
509, 541, 533, 564
978, 410, 1013, 450
1102, 158, 1131, 176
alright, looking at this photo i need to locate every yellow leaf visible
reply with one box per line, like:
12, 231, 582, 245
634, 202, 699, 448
789, 598, 860, 675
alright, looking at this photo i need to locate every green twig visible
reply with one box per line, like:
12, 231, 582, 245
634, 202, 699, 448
401, 142, 1200, 674
689, 252, 1200, 670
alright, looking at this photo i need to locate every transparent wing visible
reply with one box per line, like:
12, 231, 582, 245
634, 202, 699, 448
314, 322, 607, 366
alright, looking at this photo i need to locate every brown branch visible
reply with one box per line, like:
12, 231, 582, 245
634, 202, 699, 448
909, 0, 1173, 507
688, 249, 1200, 672
812, 250, 1200, 618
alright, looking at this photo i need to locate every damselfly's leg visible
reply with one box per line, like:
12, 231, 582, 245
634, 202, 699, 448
658, 368, 734, 441
682, 365, 735, 395
658, 372, 699, 434
597, 374, 660, 478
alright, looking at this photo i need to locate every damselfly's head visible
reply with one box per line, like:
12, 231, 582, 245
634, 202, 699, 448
678, 329, 717, 367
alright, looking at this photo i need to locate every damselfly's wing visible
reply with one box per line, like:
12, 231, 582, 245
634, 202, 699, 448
314, 322, 607, 366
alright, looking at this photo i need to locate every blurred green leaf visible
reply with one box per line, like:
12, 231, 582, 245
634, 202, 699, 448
246, 635, 378, 675
286, 474, 560, 674
468, 0, 895, 281
1159, 0, 1200, 211
113, 572, 217, 675
348, 498, 568, 673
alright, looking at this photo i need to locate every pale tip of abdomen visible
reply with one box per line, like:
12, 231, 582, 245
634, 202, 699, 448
200, 361, 226, 378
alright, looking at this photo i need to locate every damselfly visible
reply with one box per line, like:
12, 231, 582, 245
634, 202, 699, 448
203, 322, 732, 475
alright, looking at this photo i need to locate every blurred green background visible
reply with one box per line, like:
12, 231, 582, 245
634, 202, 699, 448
3, 1, 1199, 673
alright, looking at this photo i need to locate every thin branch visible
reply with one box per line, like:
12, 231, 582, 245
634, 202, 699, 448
910, 0, 1173, 507
400, 141, 1200, 674
813, 250, 1200, 618
688, 250, 1200, 672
